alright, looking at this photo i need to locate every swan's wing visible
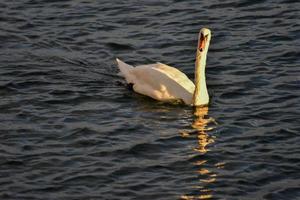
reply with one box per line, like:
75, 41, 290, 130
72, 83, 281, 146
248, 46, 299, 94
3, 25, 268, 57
130, 62, 195, 104
153, 62, 195, 93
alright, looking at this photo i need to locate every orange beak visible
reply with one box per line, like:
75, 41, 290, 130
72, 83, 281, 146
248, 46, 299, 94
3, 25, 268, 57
198, 34, 206, 52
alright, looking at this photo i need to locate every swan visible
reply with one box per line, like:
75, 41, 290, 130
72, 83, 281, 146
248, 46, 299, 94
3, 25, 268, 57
116, 28, 211, 106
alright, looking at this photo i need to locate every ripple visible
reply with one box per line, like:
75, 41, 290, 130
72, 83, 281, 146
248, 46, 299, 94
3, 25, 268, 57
106, 42, 135, 50
0, 0, 299, 199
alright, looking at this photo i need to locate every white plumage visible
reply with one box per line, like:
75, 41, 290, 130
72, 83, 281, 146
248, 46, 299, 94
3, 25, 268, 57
117, 59, 195, 104
116, 28, 211, 106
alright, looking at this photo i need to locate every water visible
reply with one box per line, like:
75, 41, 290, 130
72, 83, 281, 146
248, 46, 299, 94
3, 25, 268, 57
1, 0, 300, 199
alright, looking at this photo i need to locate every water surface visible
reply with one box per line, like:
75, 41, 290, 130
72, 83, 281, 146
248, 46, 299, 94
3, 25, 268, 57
1, 0, 300, 199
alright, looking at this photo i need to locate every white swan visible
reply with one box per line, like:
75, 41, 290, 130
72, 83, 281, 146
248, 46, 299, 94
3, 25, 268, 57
116, 28, 211, 106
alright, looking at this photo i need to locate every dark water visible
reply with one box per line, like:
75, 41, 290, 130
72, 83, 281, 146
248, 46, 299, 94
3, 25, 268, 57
1, 0, 300, 199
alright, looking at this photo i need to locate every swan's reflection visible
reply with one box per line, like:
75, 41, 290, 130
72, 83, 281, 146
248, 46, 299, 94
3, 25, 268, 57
181, 106, 218, 200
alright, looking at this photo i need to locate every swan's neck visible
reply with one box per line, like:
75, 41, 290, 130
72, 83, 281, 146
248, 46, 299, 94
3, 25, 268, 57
193, 49, 209, 106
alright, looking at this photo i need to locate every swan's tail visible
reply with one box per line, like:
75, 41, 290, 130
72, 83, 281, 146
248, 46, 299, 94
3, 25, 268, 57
116, 58, 134, 82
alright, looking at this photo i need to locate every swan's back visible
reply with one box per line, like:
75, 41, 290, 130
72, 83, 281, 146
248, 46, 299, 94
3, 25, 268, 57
117, 59, 195, 104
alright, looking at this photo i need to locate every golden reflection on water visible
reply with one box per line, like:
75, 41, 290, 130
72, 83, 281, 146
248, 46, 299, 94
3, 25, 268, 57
180, 106, 219, 200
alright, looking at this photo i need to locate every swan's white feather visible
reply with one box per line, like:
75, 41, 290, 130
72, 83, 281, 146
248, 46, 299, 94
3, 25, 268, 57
116, 58, 134, 80
116, 58, 195, 104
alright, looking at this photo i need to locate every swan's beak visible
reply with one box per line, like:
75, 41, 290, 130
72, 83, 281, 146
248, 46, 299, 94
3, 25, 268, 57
198, 33, 206, 52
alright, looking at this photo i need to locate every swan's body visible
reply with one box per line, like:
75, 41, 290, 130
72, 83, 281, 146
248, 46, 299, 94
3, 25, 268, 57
117, 28, 211, 106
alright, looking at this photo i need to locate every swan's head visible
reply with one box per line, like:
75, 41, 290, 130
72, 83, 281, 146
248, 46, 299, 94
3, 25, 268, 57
197, 28, 211, 53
